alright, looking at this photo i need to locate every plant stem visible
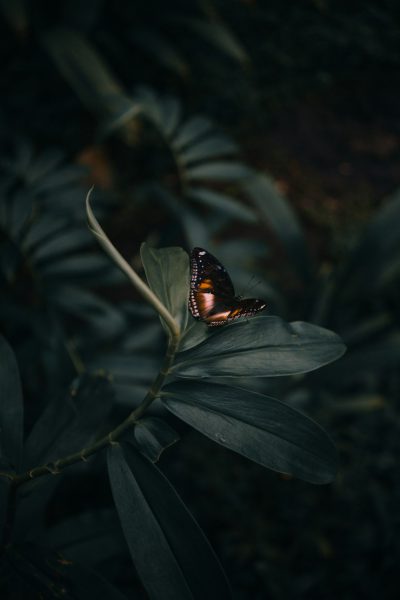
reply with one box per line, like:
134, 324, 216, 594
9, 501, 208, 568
86, 189, 180, 340
10, 336, 179, 488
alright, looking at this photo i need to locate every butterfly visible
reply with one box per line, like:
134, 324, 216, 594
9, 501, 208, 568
189, 247, 267, 327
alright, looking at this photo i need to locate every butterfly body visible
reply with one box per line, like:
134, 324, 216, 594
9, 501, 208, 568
189, 247, 267, 327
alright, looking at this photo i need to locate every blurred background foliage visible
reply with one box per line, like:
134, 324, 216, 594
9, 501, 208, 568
1, 0, 400, 598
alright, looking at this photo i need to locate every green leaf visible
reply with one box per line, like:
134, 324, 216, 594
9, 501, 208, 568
244, 173, 313, 282
340, 192, 400, 296
32, 229, 92, 264
187, 187, 256, 223
171, 116, 214, 149
0, 476, 10, 535
107, 444, 231, 600
43, 28, 127, 116
179, 19, 249, 65
186, 162, 252, 182
133, 417, 179, 462
172, 316, 346, 378
23, 374, 113, 467
162, 381, 337, 484
132, 30, 189, 78
179, 318, 209, 352
141, 243, 190, 333
49, 286, 126, 338
39, 253, 112, 279
0, 336, 23, 470
181, 136, 239, 164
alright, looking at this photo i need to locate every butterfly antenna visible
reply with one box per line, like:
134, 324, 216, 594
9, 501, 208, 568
238, 274, 261, 298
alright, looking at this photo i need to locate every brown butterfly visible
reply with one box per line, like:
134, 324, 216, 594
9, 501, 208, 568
189, 247, 267, 327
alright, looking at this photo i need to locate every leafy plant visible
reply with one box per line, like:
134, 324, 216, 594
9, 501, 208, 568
0, 142, 125, 398
0, 194, 345, 597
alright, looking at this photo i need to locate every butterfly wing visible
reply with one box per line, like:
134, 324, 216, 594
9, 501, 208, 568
190, 247, 235, 297
195, 292, 266, 327
189, 247, 267, 326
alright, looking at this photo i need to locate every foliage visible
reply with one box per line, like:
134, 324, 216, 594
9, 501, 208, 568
1, 1, 399, 598
0, 231, 345, 597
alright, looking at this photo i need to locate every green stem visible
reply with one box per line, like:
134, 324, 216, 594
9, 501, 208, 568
86, 189, 180, 340
10, 336, 178, 489
6, 196, 182, 488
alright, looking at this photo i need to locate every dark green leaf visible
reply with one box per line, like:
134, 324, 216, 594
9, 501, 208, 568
181, 136, 238, 164
49, 286, 126, 338
88, 353, 158, 383
40, 253, 112, 278
0, 476, 10, 534
186, 162, 252, 182
23, 374, 113, 467
0, 335, 23, 470
162, 381, 337, 484
133, 417, 179, 462
179, 19, 249, 64
132, 31, 189, 77
171, 116, 214, 149
340, 192, 400, 296
43, 28, 126, 115
107, 443, 231, 600
244, 173, 313, 282
141, 243, 190, 333
179, 318, 209, 352
187, 187, 256, 222
32, 229, 92, 264
22, 215, 70, 251
172, 316, 346, 378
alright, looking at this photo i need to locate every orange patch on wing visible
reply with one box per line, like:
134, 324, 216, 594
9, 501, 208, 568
198, 278, 213, 291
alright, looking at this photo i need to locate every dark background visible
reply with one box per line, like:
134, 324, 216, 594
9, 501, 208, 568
1, 1, 400, 598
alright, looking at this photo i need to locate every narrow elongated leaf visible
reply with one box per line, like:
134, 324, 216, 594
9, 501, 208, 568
0, 477, 10, 534
187, 187, 256, 222
179, 19, 249, 64
0, 336, 23, 470
23, 374, 113, 467
172, 316, 346, 378
159, 96, 182, 137
132, 30, 189, 77
133, 417, 179, 462
22, 215, 69, 251
32, 229, 92, 264
181, 136, 238, 164
244, 173, 313, 282
141, 243, 190, 332
107, 444, 231, 600
171, 116, 214, 149
43, 28, 126, 115
49, 286, 126, 338
40, 254, 111, 278
162, 382, 337, 484
340, 192, 400, 296
186, 162, 252, 182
